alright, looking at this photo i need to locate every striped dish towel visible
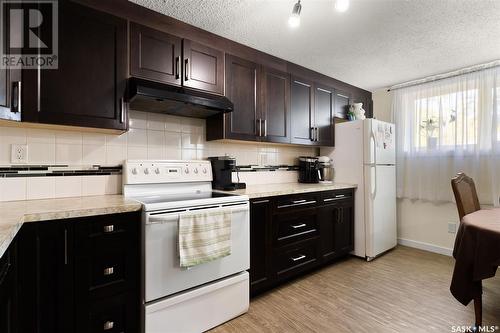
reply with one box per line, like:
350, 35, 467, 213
178, 209, 232, 268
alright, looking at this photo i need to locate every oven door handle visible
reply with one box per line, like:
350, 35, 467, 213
147, 204, 249, 225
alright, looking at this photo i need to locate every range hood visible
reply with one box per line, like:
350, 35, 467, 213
127, 78, 233, 118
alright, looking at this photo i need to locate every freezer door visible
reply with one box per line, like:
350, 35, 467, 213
364, 165, 397, 259
363, 119, 395, 165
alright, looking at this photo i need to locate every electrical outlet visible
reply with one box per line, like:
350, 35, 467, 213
448, 222, 457, 234
11, 144, 28, 164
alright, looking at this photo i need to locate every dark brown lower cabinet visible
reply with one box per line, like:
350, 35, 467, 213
0, 238, 17, 333
249, 189, 354, 295
16, 212, 140, 333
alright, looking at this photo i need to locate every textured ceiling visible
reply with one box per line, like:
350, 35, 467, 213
130, 0, 500, 91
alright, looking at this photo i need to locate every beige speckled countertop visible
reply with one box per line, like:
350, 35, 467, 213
0, 195, 142, 258
222, 182, 357, 199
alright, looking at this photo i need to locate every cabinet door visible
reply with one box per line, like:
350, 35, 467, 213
261, 67, 290, 143
0, 2, 21, 122
250, 199, 272, 294
318, 204, 341, 260
17, 222, 74, 333
130, 22, 182, 86
334, 91, 350, 120
23, 1, 128, 130
290, 76, 314, 145
0, 243, 17, 333
314, 84, 334, 146
183, 40, 224, 95
224, 54, 260, 141
334, 201, 354, 254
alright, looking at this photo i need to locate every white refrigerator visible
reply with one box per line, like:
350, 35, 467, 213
321, 119, 397, 261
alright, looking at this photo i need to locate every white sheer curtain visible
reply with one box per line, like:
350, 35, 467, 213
392, 66, 500, 206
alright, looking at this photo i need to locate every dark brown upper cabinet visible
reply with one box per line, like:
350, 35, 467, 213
0, 2, 21, 122
130, 23, 182, 86
290, 76, 314, 145
130, 23, 224, 95
22, 0, 128, 131
333, 90, 351, 120
291, 76, 335, 146
221, 54, 260, 141
183, 40, 224, 95
260, 67, 291, 144
314, 84, 335, 146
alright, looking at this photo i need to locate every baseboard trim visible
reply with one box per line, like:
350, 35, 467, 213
397, 238, 453, 257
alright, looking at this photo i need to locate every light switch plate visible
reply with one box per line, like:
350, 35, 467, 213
11, 144, 28, 163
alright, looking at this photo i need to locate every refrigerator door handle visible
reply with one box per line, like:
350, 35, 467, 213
370, 131, 377, 199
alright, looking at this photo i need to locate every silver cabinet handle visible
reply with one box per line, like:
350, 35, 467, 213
175, 56, 180, 79
120, 98, 126, 124
103, 225, 114, 233
291, 223, 307, 229
252, 199, 269, 204
64, 229, 68, 265
257, 119, 262, 137
324, 196, 349, 202
263, 119, 267, 137
277, 200, 316, 209
184, 58, 189, 81
104, 267, 114, 276
292, 199, 307, 204
103, 321, 114, 330
316, 127, 319, 142
291, 254, 306, 262
11, 81, 21, 113
310, 127, 315, 141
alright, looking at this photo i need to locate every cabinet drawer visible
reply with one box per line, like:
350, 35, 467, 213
89, 250, 128, 291
274, 239, 319, 277
77, 292, 138, 333
88, 216, 136, 239
320, 189, 353, 205
273, 193, 319, 212
275, 210, 318, 246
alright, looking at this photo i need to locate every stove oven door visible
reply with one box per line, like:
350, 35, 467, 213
144, 201, 249, 302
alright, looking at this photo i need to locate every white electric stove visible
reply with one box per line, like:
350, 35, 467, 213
123, 160, 250, 333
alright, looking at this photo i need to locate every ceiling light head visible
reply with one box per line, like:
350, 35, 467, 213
288, 0, 302, 28
334, 0, 349, 13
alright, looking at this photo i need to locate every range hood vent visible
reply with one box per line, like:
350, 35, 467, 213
127, 78, 233, 118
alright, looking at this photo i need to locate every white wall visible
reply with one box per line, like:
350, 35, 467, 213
372, 88, 458, 255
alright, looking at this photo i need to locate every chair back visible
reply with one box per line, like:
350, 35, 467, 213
451, 173, 480, 220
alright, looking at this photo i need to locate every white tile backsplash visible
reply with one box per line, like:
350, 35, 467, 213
0, 110, 317, 201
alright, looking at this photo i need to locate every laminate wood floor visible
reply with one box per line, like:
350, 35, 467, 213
211, 246, 500, 333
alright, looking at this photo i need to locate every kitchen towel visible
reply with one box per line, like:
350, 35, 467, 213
178, 209, 232, 268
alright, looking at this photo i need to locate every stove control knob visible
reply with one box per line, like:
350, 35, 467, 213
131, 168, 138, 175
194, 167, 199, 174
143, 168, 149, 175
154, 168, 160, 175
202, 167, 207, 174
184, 167, 190, 174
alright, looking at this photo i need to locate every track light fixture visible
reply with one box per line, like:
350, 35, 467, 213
288, 0, 350, 28
288, 0, 302, 28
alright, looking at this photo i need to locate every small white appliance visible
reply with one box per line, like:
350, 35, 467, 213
123, 160, 250, 333
321, 119, 397, 261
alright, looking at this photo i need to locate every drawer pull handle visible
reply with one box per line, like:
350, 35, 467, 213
324, 196, 349, 202
292, 199, 306, 204
291, 223, 307, 229
103, 321, 114, 330
103, 225, 114, 233
104, 267, 114, 276
291, 254, 306, 262
277, 200, 316, 209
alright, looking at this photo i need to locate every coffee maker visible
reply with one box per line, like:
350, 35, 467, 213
208, 156, 246, 191
298, 156, 319, 183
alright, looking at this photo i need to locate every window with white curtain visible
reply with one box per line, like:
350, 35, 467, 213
392, 66, 500, 206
